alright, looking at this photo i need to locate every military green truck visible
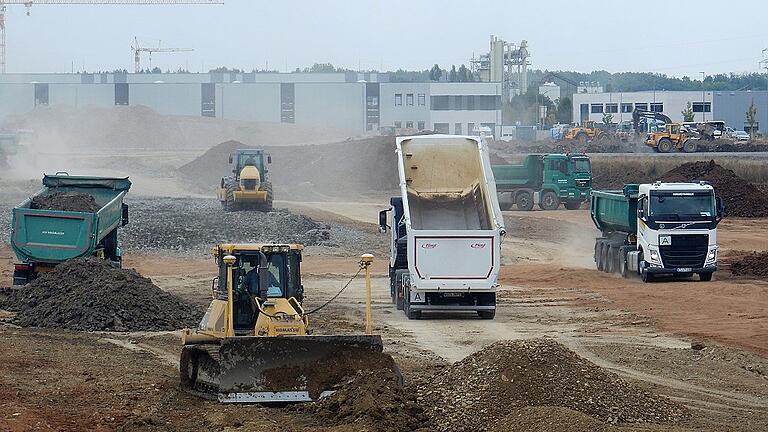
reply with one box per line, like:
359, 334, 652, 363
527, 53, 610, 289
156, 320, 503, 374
10, 174, 131, 285
492, 154, 592, 211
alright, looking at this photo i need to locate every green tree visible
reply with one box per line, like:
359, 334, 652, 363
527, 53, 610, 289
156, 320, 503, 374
457, 64, 473, 82
555, 96, 572, 123
746, 99, 758, 137
602, 111, 614, 125
429, 64, 443, 81
449, 65, 459, 82
681, 102, 695, 122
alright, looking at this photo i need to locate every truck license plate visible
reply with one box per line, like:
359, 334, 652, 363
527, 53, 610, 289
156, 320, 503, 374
677, 268, 692, 273
442, 293, 463, 298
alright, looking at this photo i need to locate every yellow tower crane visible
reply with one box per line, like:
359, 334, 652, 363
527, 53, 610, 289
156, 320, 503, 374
0, 0, 223, 74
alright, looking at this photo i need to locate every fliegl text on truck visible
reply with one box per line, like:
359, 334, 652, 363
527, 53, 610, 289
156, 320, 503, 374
591, 182, 724, 282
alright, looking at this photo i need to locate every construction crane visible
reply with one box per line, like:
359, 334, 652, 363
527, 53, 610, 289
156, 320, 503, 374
132, 37, 193, 73
0, 0, 223, 73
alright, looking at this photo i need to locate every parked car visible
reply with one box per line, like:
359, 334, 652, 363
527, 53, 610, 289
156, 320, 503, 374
733, 130, 750, 141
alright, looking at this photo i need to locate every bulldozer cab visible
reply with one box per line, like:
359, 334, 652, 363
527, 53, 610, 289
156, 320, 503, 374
583, 121, 596, 129
228, 150, 271, 179
214, 244, 303, 332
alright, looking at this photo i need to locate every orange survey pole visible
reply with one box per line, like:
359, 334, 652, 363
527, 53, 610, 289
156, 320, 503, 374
360, 254, 374, 335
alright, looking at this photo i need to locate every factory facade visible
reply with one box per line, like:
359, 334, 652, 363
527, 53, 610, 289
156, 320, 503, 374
0, 72, 502, 135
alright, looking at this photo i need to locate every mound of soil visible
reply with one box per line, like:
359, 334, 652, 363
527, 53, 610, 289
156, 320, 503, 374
307, 366, 427, 432
490, 406, 620, 432
31, 192, 99, 212
180, 137, 400, 200
2, 258, 203, 331
419, 339, 687, 431
591, 162, 649, 190
659, 160, 768, 217
729, 251, 768, 278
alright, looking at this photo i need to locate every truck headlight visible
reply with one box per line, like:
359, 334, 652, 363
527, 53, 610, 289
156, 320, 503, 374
647, 248, 661, 265
706, 247, 717, 263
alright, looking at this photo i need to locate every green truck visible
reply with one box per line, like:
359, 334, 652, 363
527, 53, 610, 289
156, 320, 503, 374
492, 154, 592, 211
10, 174, 132, 285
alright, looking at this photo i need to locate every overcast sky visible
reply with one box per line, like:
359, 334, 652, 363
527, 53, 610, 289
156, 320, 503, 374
5, 0, 767, 77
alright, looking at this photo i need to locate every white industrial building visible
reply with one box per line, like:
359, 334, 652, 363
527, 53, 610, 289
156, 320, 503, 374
0, 72, 502, 134
572, 90, 712, 124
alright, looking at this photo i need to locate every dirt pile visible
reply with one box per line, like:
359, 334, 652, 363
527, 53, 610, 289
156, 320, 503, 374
307, 367, 427, 432
591, 162, 649, 190
418, 339, 687, 431
2, 258, 202, 331
729, 251, 768, 278
180, 136, 399, 200
659, 160, 768, 217
30, 192, 99, 212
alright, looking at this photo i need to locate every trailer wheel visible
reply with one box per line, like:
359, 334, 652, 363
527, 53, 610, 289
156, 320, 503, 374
516, 191, 534, 211
657, 138, 673, 153
619, 249, 628, 278
477, 310, 495, 320
699, 272, 713, 282
595, 241, 604, 271
540, 191, 559, 211
404, 294, 420, 320
604, 246, 614, 273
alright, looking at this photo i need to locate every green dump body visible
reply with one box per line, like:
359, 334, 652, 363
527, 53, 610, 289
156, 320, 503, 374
11, 175, 131, 265
491, 155, 543, 189
590, 184, 640, 234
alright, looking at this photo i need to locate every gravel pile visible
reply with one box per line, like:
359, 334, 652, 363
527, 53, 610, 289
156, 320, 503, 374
659, 160, 768, 217
729, 251, 768, 278
2, 258, 202, 331
121, 198, 385, 257
30, 192, 99, 212
418, 339, 688, 431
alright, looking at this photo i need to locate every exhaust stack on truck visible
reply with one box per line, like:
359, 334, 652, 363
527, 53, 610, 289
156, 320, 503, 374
379, 135, 506, 319
591, 182, 723, 282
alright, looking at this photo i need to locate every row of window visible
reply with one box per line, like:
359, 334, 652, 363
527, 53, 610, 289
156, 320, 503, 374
394, 93, 426, 106
431, 95, 500, 111
392, 122, 495, 134
393, 120, 426, 130
587, 101, 712, 115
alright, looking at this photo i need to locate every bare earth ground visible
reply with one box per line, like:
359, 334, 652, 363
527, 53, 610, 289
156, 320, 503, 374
1, 145, 767, 430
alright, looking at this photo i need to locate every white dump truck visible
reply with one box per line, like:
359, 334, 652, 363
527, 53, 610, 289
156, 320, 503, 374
378, 135, 506, 319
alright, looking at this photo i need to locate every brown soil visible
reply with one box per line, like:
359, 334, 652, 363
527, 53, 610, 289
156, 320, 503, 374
1, 258, 203, 331
660, 160, 768, 217
30, 192, 99, 212
419, 339, 688, 431
729, 251, 768, 278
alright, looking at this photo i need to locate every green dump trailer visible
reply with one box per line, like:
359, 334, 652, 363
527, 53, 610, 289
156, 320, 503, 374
10, 174, 132, 285
589, 184, 639, 235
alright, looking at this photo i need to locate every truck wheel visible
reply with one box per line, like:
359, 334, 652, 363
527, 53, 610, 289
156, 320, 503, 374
260, 181, 274, 212
641, 268, 654, 283
595, 241, 604, 271
540, 191, 559, 211
699, 272, 713, 282
477, 310, 495, 320
564, 201, 581, 210
657, 138, 673, 153
404, 295, 420, 320
604, 246, 614, 273
619, 249, 628, 278
682, 140, 697, 153
516, 191, 534, 211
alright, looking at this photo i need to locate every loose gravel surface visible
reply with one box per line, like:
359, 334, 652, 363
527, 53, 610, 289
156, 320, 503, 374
121, 197, 385, 257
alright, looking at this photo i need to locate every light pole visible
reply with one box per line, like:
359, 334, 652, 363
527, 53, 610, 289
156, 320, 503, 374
700, 71, 706, 122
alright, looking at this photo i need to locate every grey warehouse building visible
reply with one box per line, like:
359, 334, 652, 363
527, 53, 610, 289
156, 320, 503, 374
0, 72, 502, 134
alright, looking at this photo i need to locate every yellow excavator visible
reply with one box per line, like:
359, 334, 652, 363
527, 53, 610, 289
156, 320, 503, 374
561, 121, 610, 145
180, 243, 394, 403
218, 149, 273, 212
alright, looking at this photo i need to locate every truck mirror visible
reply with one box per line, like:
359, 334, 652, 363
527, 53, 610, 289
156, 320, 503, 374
228, 155, 233, 164
378, 209, 390, 233
716, 197, 725, 218
267, 155, 272, 164
121, 203, 129, 227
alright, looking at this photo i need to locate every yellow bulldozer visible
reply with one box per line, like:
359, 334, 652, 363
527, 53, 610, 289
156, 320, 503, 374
180, 243, 395, 403
644, 123, 698, 153
218, 149, 274, 212
561, 121, 610, 145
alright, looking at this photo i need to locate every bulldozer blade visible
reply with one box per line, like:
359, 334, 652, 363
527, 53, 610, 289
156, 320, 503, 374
181, 335, 392, 403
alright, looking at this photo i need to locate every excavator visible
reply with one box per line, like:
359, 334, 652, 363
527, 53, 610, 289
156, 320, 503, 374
633, 109, 698, 153
561, 120, 610, 145
218, 149, 274, 212
180, 243, 395, 403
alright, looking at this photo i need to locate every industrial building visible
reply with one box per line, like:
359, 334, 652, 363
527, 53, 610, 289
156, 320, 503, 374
572, 89, 767, 132
0, 71, 503, 134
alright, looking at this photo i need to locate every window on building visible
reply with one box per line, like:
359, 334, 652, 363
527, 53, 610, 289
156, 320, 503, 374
395, 93, 402, 106
468, 122, 475, 134
406, 93, 414, 106
621, 103, 633, 113
418, 93, 426, 106
394, 121, 402, 128
417, 121, 425, 130
692, 102, 711, 113
34, 83, 49, 106
430, 95, 449, 110
455, 123, 462, 134
591, 104, 604, 114
434, 123, 450, 134
406, 121, 414, 129
634, 103, 648, 111
650, 103, 663, 112
605, 103, 618, 114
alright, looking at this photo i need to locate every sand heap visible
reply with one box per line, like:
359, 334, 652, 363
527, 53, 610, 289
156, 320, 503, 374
418, 339, 687, 432
2, 258, 202, 331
